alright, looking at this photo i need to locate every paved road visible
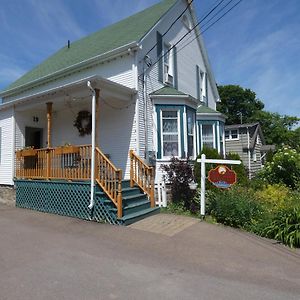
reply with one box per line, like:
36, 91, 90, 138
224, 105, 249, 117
0, 204, 299, 300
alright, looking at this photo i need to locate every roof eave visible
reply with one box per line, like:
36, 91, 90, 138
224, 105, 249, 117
0, 75, 137, 111
0, 41, 140, 99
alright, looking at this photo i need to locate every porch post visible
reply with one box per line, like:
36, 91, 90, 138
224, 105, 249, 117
46, 102, 53, 179
95, 89, 100, 147
46, 102, 53, 147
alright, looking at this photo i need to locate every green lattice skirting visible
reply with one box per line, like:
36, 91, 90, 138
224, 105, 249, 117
15, 180, 120, 225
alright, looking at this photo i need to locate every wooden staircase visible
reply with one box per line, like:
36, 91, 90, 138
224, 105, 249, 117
95, 180, 159, 225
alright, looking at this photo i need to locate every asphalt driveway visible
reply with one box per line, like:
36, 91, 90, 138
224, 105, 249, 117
0, 203, 299, 300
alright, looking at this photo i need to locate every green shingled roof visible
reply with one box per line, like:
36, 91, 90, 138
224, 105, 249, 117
197, 105, 221, 114
150, 86, 187, 96
4, 0, 177, 93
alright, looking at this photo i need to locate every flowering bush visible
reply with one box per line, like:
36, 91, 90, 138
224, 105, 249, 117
255, 184, 291, 213
258, 146, 300, 189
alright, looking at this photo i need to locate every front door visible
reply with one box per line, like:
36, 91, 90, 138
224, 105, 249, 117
25, 127, 43, 149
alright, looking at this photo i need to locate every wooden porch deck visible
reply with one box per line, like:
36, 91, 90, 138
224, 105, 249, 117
15, 145, 155, 219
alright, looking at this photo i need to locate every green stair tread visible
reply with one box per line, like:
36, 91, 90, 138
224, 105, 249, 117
119, 207, 160, 222
109, 199, 150, 212
122, 187, 140, 192
122, 193, 147, 201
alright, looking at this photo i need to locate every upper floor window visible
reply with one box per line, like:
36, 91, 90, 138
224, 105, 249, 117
196, 66, 207, 105
225, 129, 239, 140
157, 31, 178, 88
163, 43, 174, 85
182, 15, 192, 30
161, 110, 180, 157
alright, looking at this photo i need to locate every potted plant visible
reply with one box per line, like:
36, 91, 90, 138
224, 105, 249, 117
16, 146, 38, 159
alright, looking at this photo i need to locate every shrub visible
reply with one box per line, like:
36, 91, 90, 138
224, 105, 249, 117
258, 146, 300, 189
255, 184, 291, 213
262, 207, 300, 248
226, 152, 248, 186
208, 186, 263, 228
161, 157, 196, 211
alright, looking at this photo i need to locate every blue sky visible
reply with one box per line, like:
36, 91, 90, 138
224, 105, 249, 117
0, 0, 299, 117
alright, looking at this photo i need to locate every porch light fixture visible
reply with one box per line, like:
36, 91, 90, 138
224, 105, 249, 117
87, 81, 96, 210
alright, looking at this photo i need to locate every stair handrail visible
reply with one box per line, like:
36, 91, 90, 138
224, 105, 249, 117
95, 147, 123, 218
130, 150, 155, 208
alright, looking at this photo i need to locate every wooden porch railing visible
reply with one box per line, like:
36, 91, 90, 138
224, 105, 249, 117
130, 150, 155, 207
15, 144, 123, 218
95, 147, 123, 218
15, 145, 92, 180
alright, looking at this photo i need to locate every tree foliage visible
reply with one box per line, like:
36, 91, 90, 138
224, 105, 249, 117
217, 85, 264, 125
217, 84, 300, 147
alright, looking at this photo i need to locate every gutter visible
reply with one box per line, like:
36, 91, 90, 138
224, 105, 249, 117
1, 41, 139, 98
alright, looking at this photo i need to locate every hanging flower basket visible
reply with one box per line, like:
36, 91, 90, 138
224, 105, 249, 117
16, 148, 38, 159
54, 145, 80, 155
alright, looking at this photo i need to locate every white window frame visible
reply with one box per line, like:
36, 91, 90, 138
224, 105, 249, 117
163, 43, 174, 85
160, 109, 181, 159
198, 69, 207, 103
252, 150, 257, 162
201, 123, 215, 149
225, 129, 239, 141
187, 110, 195, 158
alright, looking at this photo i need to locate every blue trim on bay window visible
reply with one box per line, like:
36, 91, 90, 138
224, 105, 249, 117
186, 106, 196, 158
156, 104, 194, 159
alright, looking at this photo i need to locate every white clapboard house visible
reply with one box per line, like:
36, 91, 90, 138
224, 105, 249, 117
0, 0, 225, 224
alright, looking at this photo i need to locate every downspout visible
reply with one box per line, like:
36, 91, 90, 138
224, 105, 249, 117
247, 126, 251, 179
143, 62, 148, 160
87, 81, 96, 209
11, 106, 16, 184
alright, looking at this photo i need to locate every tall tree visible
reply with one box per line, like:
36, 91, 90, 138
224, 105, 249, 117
217, 84, 299, 147
250, 111, 299, 146
217, 85, 264, 124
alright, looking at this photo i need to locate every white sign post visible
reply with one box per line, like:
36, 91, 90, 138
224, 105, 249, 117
197, 154, 241, 218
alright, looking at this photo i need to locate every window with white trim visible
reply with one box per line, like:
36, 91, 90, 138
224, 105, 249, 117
187, 111, 195, 157
202, 124, 214, 149
163, 43, 174, 85
161, 110, 180, 157
225, 129, 239, 140
200, 71, 207, 103
252, 150, 257, 162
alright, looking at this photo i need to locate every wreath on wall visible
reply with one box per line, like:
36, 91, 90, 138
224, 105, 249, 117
73, 110, 92, 136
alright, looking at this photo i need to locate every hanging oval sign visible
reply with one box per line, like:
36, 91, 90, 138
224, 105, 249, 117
208, 165, 237, 189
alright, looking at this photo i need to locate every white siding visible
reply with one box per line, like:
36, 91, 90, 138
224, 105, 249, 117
3, 55, 134, 104
135, 0, 218, 163
52, 100, 136, 178
0, 107, 14, 185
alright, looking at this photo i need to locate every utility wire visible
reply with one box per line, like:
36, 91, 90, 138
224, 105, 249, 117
138, 0, 227, 79
139, 0, 243, 83
143, 0, 195, 59
176, 0, 243, 55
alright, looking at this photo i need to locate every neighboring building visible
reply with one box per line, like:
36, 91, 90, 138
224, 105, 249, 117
225, 122, 275, 178
0, 0, 225, 223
